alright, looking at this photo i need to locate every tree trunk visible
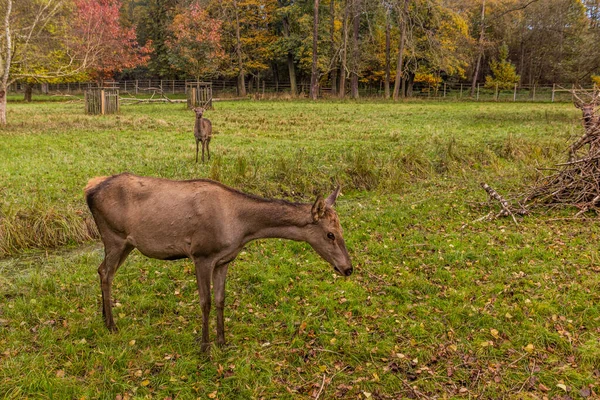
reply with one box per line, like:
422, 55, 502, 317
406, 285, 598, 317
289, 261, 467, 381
384, 19, 390, 99
519, 38, 525, 85
392, 0, 409, 101
24, 83, 33, 102
350, 0, 360, 99
401, 77, 406, 98
310, 0, 320, 100
282, 15, 297, 96
330, 0, 337, 96
233, 0, 246, 97
407, 72, 414, 97
470, 0, 485, 97
0, 90, 6, 125
1, 0, 13, 125
339, 0, 349, 98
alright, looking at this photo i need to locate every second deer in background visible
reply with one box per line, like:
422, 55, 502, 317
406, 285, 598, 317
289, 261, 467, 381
194, 107, 213, 163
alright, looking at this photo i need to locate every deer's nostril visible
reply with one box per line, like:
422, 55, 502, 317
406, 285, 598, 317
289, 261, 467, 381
345, 268, 353, 276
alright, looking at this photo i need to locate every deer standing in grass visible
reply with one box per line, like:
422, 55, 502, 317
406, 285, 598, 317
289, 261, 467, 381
194, 107, 212, 163
85, 173, 352, 352
569, 91, 600, 161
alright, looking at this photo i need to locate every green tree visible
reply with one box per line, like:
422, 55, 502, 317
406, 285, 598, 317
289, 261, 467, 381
484, 43, 519, 89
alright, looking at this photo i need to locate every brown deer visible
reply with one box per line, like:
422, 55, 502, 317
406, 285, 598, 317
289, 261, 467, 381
84, 173, 352, 352
570, 91, 600, 160
193, 107, 212, 163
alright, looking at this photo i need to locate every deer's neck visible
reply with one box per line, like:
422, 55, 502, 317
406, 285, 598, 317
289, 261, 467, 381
195, 117, 202, 134
240, 199, 313, 243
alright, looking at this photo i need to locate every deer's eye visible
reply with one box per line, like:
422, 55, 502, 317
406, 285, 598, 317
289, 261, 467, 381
327, 232, 335, 240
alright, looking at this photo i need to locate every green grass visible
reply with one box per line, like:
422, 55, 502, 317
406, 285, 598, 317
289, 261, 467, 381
1, 99, 599, 398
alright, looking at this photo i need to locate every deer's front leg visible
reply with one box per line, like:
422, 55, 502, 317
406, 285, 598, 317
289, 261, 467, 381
193, 258, 212, 352
212, 262, 230, 347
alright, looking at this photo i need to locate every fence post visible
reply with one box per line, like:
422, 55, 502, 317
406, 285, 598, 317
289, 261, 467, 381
532, 84, 536, 101
477, 83, 480, 101
135, 80, 138, 95
551, 83, 555, 102
460, 83, 463, 98
513, 83, 517, 101
495, 83, 499, 101
101, 89, 106, 115
443, 82, 446, 98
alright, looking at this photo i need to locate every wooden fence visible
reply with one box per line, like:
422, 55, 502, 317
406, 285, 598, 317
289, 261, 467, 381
85, 88, 119, 115
186, 82, 213, 109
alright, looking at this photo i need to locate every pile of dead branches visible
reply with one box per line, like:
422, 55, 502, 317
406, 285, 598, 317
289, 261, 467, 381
480, 88, 600, 221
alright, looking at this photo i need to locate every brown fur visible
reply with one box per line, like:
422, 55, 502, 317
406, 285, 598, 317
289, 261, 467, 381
193, 107, 213, 163
85, 173, 352, 351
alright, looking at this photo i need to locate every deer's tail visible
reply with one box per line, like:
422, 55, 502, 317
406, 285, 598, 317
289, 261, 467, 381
84, 176, 110, 194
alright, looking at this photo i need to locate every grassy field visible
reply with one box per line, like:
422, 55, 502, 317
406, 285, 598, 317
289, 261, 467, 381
1, 98, 599, 399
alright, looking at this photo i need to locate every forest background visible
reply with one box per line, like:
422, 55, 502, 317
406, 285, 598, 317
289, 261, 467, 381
5, 0, 600, 106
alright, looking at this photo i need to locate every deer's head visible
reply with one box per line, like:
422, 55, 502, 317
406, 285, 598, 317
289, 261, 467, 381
573, 91, 599, 130
193, 107, 205, 119
306, 186, 353, 277
575, 101, 595, 119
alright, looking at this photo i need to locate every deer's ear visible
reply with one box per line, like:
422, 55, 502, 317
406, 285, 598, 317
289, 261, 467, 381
311, 196, 326, 222
574, 102, 583, 109
325, 185, 341, 207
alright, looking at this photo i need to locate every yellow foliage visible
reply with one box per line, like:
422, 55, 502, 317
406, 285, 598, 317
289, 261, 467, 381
415, 72, 442, 87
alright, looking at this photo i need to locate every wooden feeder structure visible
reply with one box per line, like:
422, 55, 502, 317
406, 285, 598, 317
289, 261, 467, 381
186, 82, 213, 109
85, 88, 120, 115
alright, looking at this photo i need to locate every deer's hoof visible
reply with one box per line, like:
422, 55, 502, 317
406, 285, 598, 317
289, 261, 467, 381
200, 342, 211, 353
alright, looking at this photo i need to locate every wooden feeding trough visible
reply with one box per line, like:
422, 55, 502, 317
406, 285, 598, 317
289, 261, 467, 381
85, 88, 120, 115
186, 82, 213, 109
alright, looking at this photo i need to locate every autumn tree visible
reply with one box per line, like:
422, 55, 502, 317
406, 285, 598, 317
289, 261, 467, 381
124, 0, 178, 78
72, 0, 149, 82
392, 0, 409, 100
166, 2, 224, 80
1, 0, 88, 123
216, 0, 277, 95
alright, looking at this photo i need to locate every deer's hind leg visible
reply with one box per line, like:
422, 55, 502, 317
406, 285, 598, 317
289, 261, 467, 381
195, 138, 200, 163
206, 139, 211, 161
98, 236, 133, 331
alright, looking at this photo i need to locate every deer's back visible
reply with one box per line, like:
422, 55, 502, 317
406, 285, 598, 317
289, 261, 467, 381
86, 174, 240, 258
